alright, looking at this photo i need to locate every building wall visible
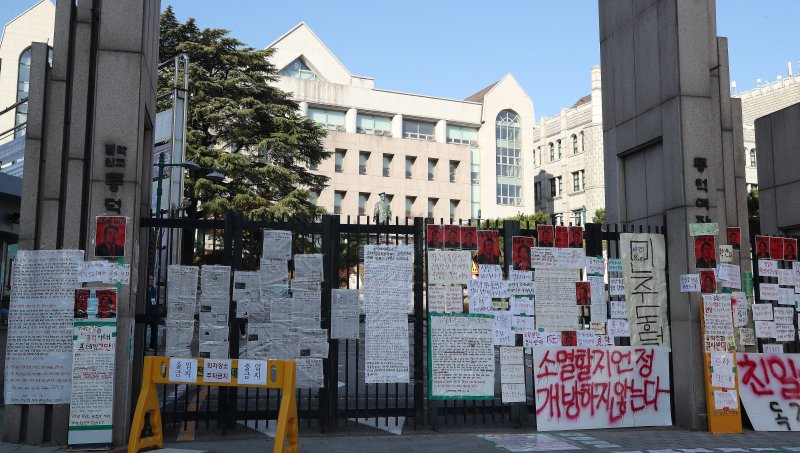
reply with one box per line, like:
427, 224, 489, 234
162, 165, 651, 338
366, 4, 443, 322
0, 1, 55, 145
734, 73, 800, 192
532, 66, 604, 225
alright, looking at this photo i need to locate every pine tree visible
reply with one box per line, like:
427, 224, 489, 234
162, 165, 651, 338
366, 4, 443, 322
159, 7, 329, 221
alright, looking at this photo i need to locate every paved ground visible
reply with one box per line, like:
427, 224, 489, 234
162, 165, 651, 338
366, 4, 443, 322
2, 426, 800, 453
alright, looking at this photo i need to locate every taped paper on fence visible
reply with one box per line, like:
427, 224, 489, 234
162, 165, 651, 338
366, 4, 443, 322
532, 346, 672, 430
428, 313, 494, 399
621, 233, 670, 348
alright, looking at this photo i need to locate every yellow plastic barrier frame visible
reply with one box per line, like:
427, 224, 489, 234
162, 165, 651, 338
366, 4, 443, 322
128, 356, 298, 453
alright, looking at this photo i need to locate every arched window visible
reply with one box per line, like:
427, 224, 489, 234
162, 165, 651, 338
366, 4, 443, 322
495, 110, 521, 206
571, 134, 578, 154
14, 47, 32, 138
556, 139, 562, 159
749, 148, 757, 167
548, 142, 554, 161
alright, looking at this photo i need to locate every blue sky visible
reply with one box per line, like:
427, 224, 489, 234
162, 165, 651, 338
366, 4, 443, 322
3, 1, 799, 119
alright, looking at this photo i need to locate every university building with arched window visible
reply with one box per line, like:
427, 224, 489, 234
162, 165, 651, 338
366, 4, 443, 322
267, 23, 536, 221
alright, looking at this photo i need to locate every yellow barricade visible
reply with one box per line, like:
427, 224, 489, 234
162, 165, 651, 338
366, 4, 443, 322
128, 357, 298, 453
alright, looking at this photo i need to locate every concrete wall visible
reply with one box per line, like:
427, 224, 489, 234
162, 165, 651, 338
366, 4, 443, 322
755, 102, 800, 236
599, 0, 750, 430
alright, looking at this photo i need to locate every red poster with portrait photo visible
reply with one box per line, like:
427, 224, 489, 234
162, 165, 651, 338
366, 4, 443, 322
569, 226, 583, 248
426, 225, 443, 249
537, 225, 554, 247
561, 330, 577, 347
443, 225, 461, 249
511, 236, 534, 271
477, 230, 501, 265
699, 270, 716, 294
95, 216, 126, 258
770, 236, 784, 260
784, 238, 798, 262
754, 235, 770, 259
460, 226, 477, 250
74, 288, 117, 319
726, 227, 741, 250
575, 281, 590, 306
555, 226, 569, 249
694, 235, 716, 269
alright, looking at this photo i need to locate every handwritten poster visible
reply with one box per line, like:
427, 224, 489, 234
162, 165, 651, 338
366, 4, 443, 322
5, 250, 83, 404
621, 233, 670, 348
533, 346, 672, 430
427, 250, 472, 285
738, 353, 800, 431
428, 284, 463, 313
500, 346, 525, 404
703, 294, 734, 337
331, 288, 360, 339
534, 268, 579, 331
680, 274, 701, 293
364, 245, 412, 383
531, 247, 585, 269
77, 261, 109, 283
429, 313, 494, 399
68, 320, 116, 446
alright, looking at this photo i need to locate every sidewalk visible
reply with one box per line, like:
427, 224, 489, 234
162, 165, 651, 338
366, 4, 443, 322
1, 426, 799, 453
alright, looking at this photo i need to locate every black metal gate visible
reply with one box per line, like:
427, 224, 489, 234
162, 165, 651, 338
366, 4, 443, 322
137, 213, 668, 433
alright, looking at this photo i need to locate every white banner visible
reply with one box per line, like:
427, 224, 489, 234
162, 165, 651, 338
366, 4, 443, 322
429, 313, 494, 399
737, 353, 800, 431
620, 233, 670, 348
533, 346, 672, 430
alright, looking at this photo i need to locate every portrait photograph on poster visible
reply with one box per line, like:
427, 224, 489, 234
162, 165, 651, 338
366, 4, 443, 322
427, 225, 443, 249
511, 236, 533, 271
444, 225, 461, 249
537, 225, 554, 247
95, 216, 126, 258
754, 235, 769, 259
694, 235, 716, 269
769, 236, 784, 260
576, 282, 590, 306
726, 227, 741, 250
569, 226, 583, 248
477, 230, 501, 265
555, 226, 569, 249
783, 238, 797, 262
461, 226, 477, 250
700, 270, 716, 294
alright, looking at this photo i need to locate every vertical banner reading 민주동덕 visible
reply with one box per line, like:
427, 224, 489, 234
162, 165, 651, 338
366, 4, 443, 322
5, 250, 84, 404
68, 288, 117, 446
533, 346, 672, 430
428, 313, 495, 399
364, 245, 413, 383
620, 233, 670, 348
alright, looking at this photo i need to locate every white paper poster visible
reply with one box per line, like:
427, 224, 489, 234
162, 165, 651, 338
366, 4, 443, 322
531, 247, 585, 269
534, 268, 579, 331
680, 274, 700, 293
738, 353, 800, 431
68, 320, 116, 446
428, 285, 463, 313
169, 358, 198, 383
427, 250, 472, 285
203, 359, 232, 383
331, 288, 360, 339
703, 294, 734, 337
532, 346, 672, 430
500, 346, 525, 404
262, 229, 292, 260
5, 250, 83, 404
621, 233, 670, 348
237, 359, 267, 385
429, 313, 494, 399
609, 278, 625, 296
77, 261, 109, 283
364, 245, 412, 383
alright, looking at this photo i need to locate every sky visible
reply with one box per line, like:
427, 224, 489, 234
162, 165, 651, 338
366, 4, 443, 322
3, 0, 800, 119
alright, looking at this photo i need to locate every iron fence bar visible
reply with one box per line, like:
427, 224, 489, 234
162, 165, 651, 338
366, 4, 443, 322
412, 217, 425, 428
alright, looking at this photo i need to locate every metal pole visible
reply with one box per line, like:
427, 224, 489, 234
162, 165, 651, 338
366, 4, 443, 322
152, 152, 165, 305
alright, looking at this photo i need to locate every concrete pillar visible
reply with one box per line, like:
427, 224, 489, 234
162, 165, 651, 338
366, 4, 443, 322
345, 108, 357, 133
435, 119, 446, 143
392, 114, 403, 139
590, 65, 602, 125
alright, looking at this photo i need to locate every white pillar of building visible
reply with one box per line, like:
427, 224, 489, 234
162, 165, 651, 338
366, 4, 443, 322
392, 114, 403, 138
590, 66, 602, 125
345, 108, 357, 133
435, 119, 447, 143
298, 101, 308, 117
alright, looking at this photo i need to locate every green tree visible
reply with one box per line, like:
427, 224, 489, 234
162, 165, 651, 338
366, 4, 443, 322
159, 7, 329, 221
592, 208, 606, 224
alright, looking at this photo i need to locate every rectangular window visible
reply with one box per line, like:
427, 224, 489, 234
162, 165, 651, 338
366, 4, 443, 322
309, 190, 319, 206
428, 158, 438, 181
405, 196, 416, 218
557, 176, 562, 195
428, 198, 438, 218
449, 160, 458, 183
449, 200, 459, 222
749, 148, 757, 167
405, 156, 415, 179
308, 107, 345, 130
557, 140, 562, 159
334, 191, 345, 215
359, 151, 370, 175
572, 170, 585, 192
535, 182, 541, 201
549, 178, 556, 197
309, 161, 319, 171
383, 154, 393, 177
572, 209, 583, 226
446, 125, 478, 145
335, 149, 345, 173
572, 135, 579, 154
358, 192, 369, 216
356, 114, 392, 136
403, 120, 436, 141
